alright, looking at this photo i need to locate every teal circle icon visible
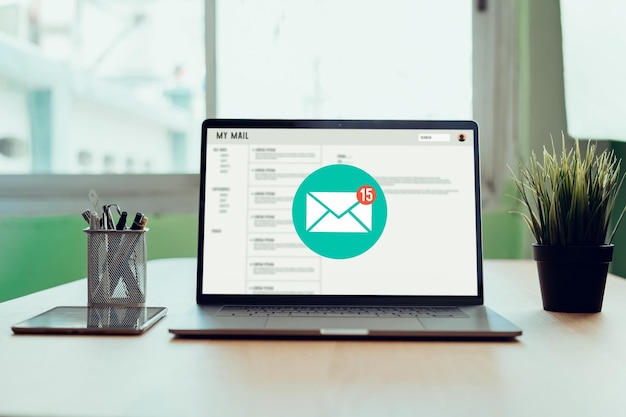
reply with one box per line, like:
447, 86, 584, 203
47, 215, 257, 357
292, 164, 387, 259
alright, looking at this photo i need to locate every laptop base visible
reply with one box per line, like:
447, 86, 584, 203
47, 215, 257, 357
169, 305, 521, 339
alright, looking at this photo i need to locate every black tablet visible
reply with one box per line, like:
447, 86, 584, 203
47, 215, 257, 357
11, 306, 167, 335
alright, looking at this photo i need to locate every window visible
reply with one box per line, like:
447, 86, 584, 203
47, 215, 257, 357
209, 0, 518, 208
0, 0, 205, 174
214, 0, 472, 120
1, 0, 517, 215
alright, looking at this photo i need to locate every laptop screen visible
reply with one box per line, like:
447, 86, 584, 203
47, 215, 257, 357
198, 120, 481, 300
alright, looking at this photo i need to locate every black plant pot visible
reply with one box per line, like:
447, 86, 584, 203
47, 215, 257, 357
532, 244, 614, 312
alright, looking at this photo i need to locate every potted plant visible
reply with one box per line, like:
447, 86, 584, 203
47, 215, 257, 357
510, 135, 626, 312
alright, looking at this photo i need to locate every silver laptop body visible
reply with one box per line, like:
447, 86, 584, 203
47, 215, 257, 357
169, 119, 521, 339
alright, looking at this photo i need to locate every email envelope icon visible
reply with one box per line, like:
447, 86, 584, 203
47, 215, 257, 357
306, 192, 372, 233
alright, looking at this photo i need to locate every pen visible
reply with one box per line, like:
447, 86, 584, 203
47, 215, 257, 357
89, 211, 99, 230
103, 205, 115, 230
81, 209, 91, 224
88, 189, 101, 214
130, 212, 144, 230
116, 211, 128, 230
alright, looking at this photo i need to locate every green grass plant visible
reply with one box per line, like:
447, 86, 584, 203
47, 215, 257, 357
510, 135, 626, 246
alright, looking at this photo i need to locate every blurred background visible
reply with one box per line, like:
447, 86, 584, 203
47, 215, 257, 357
2, 0, 625, 301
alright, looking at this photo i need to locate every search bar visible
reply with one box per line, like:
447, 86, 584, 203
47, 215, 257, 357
418, 133, 450, 142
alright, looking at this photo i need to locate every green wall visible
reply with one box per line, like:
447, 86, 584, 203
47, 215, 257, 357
610, 142, 626, 277
482, 211, 528, 259
519, 0, 570, 156
0, 214, 197, 303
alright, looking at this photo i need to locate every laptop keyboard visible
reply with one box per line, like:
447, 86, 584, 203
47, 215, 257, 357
217, 305, 468, 318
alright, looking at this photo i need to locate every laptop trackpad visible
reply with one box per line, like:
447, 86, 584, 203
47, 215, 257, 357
265, 317, 425, 331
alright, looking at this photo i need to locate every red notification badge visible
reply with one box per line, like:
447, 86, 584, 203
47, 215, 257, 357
357, 185, 376, 205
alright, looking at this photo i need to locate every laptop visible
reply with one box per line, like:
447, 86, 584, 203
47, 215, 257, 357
169, 119, 522, 339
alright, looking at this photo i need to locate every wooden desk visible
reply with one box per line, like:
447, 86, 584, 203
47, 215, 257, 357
1, 258, 626, 417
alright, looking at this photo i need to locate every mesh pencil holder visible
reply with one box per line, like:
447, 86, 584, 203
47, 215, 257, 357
85, 228, 148, 306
